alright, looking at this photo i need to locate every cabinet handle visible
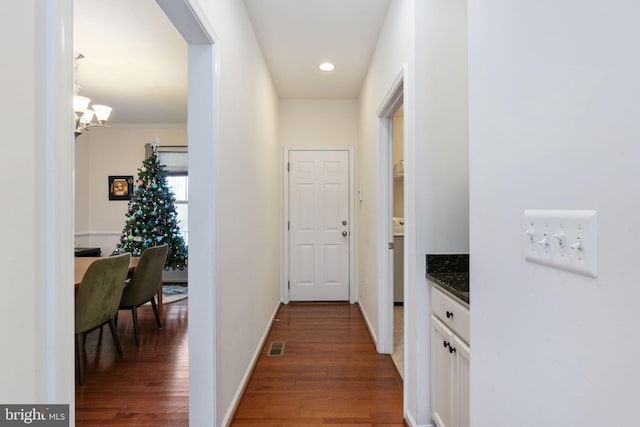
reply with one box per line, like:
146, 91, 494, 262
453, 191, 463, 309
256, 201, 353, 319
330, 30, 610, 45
446, 311, 454, 319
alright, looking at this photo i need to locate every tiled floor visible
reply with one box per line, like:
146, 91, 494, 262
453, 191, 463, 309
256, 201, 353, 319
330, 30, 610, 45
392, 305, 404, 379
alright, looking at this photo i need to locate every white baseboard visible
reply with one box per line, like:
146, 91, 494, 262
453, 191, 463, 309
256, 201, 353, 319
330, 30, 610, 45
405, 411, 435, 427
356, 300, 378, 348
405, 412, 417, 427
221, 299, 282, 426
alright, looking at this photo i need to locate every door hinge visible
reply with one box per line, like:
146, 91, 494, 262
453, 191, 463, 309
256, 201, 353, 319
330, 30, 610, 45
388, 242, 394, 250
288, 280, 290, 290
287, 162, 290, 172
288, 221, 290, 230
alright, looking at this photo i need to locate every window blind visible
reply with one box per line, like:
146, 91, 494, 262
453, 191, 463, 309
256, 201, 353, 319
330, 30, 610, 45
145, 144, 188, 174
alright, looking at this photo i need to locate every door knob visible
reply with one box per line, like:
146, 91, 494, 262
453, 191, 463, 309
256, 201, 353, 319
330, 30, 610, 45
342, 231, 348, 237
342, 220, 347, 226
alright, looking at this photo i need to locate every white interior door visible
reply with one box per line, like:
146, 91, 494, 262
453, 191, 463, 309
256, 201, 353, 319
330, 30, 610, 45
289, 150, 350, 301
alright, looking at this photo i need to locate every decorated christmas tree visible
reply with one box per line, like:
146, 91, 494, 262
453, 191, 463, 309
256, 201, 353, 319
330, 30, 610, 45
112, 149, 188, 270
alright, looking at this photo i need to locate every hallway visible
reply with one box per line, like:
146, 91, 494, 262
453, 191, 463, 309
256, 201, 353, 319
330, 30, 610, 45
231, 303, 404, 426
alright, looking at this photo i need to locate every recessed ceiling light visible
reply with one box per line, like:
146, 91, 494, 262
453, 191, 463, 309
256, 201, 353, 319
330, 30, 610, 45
319, 62, 335, 72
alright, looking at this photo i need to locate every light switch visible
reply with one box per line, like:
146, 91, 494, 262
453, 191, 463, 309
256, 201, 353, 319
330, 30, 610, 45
523, 210, 598, 277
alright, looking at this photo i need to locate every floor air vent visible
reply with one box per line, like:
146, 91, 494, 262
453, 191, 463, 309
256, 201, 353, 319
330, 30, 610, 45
267, 341, 285, 356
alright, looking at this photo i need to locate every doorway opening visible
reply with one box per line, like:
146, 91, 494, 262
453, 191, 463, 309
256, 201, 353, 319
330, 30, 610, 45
69, 0, 219, 424
375, 67, 407, 422
390, 106, 405, 378
375, 67, 406, 363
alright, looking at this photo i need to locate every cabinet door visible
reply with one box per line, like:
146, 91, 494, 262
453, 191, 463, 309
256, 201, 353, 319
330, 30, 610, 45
453, 335, 470, 427
431, 315, 455, 427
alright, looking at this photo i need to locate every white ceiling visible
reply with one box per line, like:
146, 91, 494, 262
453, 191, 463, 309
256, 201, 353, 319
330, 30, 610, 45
75, 0, 391, 124
243, 0, 391, 99
75, 0, 188, 124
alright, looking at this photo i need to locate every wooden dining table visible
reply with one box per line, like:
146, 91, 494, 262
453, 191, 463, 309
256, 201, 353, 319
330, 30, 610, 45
74, 256, 165, 317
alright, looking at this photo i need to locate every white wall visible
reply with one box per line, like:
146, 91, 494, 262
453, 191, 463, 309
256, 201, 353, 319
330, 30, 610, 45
74, 126, 187, 257
358, 0, 469, 425
191, 1, 282, 424
418, 0, 469, 255
0, 0, 46, 402
358, 0, 418, 421
0, 0, 75, 411
410, 3, 469, 424
358, 0, 411, 345
469, 1, 640, 426
279, 99, 358, 149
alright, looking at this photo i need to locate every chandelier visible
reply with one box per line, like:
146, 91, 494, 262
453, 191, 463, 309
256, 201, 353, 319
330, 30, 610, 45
74, 54, 112, 138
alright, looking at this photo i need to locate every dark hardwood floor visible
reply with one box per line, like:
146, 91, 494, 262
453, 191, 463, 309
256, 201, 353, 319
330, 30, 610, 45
75, 301, 404, 426
230, 303, 405, 426
75, 299, 189, 426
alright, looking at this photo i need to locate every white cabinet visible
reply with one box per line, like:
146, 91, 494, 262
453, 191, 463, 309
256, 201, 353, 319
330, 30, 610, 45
456, 334, 470, 427
431, 286, 470, 427
431, 285, 469, 344
431, 316, 455, 427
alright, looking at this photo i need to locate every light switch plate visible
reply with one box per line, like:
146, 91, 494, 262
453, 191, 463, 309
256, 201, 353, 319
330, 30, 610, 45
523, 210, 598, 277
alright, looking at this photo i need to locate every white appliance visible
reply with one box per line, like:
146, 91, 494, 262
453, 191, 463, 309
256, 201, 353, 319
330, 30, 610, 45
393, 217, 404, 303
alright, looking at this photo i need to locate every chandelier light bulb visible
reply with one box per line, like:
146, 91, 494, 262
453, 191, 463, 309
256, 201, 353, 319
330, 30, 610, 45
80, 109, 94, 125
92, 104, 113, 122
74, 95, 91, 113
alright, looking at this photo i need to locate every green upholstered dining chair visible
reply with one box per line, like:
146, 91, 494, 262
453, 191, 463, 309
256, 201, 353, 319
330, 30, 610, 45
118, 244, 169, 346
75, 253, 131, 385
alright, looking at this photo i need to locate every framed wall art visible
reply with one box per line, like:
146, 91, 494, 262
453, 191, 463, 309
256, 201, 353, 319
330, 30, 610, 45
108, 175, 134, 200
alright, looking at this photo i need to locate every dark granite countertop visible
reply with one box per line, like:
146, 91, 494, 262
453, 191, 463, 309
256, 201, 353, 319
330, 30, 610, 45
426, 254, 469, 305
